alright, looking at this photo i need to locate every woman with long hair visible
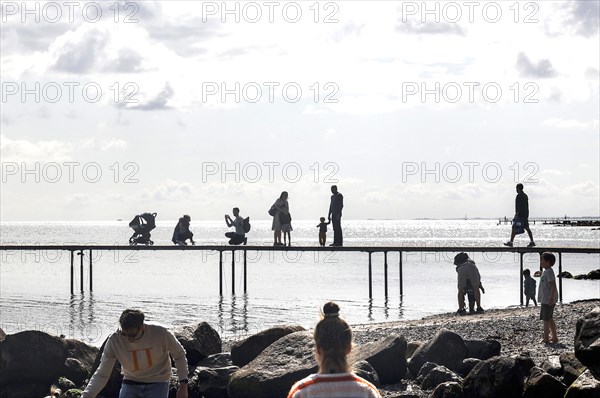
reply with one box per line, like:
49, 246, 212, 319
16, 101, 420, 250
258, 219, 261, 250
287, 302, 381, 397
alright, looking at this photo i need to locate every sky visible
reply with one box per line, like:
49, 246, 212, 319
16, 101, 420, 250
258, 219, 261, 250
1, 0, 599, 221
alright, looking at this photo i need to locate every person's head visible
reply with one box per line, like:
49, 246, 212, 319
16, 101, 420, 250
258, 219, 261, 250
119, 309, 145, 341
516, 183, 524, 192
280, 191, 288, 200
541, 252, 556, 269
523, 268, 531, 277
453, 252, 469, 266
233, 207, 240, 216
331, 185, 338, 194
320, 217, 326, 222
183, 214, 191, 221
314, 302, 352, 374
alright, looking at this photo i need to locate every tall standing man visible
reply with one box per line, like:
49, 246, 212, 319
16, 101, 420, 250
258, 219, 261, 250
328, 185, 344, 246
504, 183, 536, 247
82, 309, 189, 398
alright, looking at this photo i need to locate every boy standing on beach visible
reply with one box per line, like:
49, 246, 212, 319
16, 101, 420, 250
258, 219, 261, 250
523, 268, 537, 307
538, 253, 558, 343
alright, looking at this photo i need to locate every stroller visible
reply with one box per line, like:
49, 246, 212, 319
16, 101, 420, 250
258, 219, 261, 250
128, 212, 157, 245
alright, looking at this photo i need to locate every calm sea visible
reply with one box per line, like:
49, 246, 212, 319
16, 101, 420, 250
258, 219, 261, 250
1, 220, 598, 346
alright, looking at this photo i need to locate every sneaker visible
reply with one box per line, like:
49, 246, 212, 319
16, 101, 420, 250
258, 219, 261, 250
503, 241, 513, 247
527, 241, 536, 247
476, 307, 485, 313
456, 308, 467, 316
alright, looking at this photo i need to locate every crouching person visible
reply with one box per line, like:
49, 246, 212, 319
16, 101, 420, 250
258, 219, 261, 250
82, 309, 189, 398
287, 302, 381, 398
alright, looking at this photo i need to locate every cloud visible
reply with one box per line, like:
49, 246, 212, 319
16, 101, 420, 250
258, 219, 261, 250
566, 0, 600, 37
585, 67, 599, 80
100, 139, 128, 151
143, 180, 194, 201
120, 83, 174, 111
0, 134, 75, 162
147, 17, 224, 56
541, 118, 594, 130
332, 23, 365, 42
516, 53, 557, 78
396, 19, 465, 36
104, 48, 144, 73
567, 181, 599, 198
65, 193, 92, 206
50, 27, 109, 73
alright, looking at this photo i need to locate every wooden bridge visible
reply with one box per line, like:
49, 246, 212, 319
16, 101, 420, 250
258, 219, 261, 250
1, 245, 598, 306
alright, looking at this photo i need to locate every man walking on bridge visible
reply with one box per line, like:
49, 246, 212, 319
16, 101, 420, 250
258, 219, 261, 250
504, 183, 536, 247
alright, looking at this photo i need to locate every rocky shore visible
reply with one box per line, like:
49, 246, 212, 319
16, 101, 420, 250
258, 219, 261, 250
351, 299, 600, 397
0, 299, 599, 398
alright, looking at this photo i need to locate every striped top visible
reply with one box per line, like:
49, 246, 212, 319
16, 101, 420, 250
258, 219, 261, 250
287, 373, 381, 398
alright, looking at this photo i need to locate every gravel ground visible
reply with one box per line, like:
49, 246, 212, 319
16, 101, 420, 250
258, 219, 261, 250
350, 299, 600, 397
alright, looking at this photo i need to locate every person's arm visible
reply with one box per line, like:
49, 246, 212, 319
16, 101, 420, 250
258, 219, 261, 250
549, 280, 558, 302
328, 197, 333, 219
167, 331, 189, 398
81, 338, 117, 398
225, 215, 233, 227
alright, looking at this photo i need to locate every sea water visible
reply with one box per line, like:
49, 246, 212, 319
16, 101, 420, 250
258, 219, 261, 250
1, 220, 598, 346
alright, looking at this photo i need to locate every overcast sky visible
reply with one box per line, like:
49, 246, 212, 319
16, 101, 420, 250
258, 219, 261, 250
1, 0, 599, 221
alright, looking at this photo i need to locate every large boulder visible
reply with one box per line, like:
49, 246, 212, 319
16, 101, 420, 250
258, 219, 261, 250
561, 352, 587, 386
190, 365, 239, 398
408, 330, 467, 376
421, 365, 462, 391
0, 331, 95, 398
0, 331, 67, 384
353, 360, 380, 387
431, 382, 464, 398
197, 353, 233, 369
231, 326, 305, 367
574, 307, 600, 378
64, 339, 99, 385
458, 358, 482, 378
564, 369, 600, 398
174, 322, 222, 366
355, 335, 407, 384
406, 341, 423, 359
541, 356, 562, 377
464, 339, 501, 360
522, 366, 566, 398
228, 331, 317, 398
462, 356, 530, 398
416, 362, 438, 384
